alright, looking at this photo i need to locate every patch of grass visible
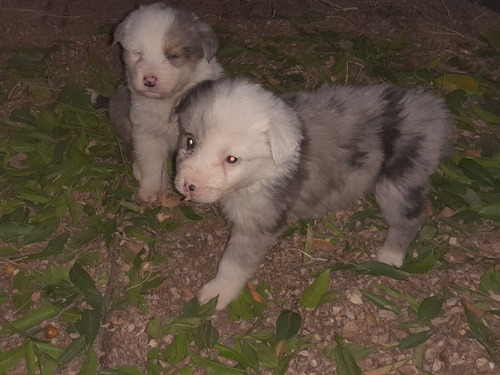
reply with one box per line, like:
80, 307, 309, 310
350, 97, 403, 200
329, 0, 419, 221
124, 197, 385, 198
1, 22, 500, 374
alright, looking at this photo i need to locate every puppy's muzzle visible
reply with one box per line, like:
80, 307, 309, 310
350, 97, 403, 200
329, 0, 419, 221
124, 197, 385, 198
184, 182, 196, 193
143, 75, 158, 88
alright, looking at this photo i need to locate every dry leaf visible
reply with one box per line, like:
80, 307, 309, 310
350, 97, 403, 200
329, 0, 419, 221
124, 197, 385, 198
160, 192, 181, 208
9, 153, 28, 169
124, 240, 144, 254
313, 238, 334, 250
180, 287, 195, 299
247, 281, 264, 303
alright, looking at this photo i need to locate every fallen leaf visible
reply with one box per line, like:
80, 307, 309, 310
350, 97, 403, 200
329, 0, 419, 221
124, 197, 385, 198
180, 287, 195, 299
247, 281, 264, 303
313, 238, 334, 250
465, 303, 484, 318
124, 240, 144, 254
364, 358, 411, 375
161, 192, 181, 208
9, 153, 29, 169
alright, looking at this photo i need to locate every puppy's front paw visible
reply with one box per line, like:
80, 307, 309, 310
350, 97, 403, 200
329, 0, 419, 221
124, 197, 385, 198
199, 277, 245, 310
376, 246, 404, 268
137, 185, 162, 204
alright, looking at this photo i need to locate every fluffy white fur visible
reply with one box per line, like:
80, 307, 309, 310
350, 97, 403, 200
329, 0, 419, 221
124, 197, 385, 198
175, 78, 453, 310
110, 3, 223, 202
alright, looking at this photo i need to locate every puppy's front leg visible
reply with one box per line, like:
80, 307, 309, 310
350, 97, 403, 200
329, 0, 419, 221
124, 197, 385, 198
199, 227, 276, 310
132, 132, 170, 203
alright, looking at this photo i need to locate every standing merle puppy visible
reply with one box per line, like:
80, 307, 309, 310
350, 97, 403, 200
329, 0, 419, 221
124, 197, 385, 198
108, 3, 223, 203
175, 78, 453, 310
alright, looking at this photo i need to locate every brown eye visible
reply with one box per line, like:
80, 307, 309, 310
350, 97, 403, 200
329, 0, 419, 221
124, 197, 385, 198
186, 134, 195, 150
226, 155, 239, 164
166, 53, 180, 59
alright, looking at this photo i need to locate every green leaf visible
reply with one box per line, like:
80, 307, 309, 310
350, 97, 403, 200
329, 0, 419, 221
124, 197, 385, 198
331, 262, 409, 281
434, 74, 479, 94
276, 310, 302, 341
479, 205, 500, 222
82, 309, 101, 348
334, 335, 363, 375
300, 268, 331, 308
464, 304, 491, 349
164, 334, 188, 365
194, 321, 219, 350
214, 343, 258, 370
188, 348, 247, 375
401, 253, 436, 274
254, 342, 278, 368
459, 158, 499, 187
166, 317, 201, 335
57, 335, 87, 366
397, 330, 434, 349
97, 366, 145, 375
23, 217, 60, 244
0, 344, 26, 373
0, 301, 60, 334
147, 317, 168, 340
198, 296, 218, 319
78, 349, 98, 375
178, 205, 202, 221
479, 269, 500, 294
473, 105, 500, 124
372, 283, 404, 299
418, 296, 444, 322
227, 283, 268, 321
22, 233, 69, 261
324, 343, 376, 363
25, 339, 36, 375
69, 263, 103, 311
361, 290, 400, 314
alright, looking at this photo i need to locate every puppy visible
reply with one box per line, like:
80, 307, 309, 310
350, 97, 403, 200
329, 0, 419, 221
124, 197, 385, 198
174, 78, 453, 310
109, 3, 223, 202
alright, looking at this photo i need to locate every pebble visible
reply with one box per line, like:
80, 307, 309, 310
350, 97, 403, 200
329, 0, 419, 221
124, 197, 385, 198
432, 359, 443, 372
347, 290, 363, 305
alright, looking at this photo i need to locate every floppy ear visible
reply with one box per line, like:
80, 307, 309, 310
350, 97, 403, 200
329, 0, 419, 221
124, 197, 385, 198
267, 112, 302, 166
198, 22, 218, 61
112, 18, 128, 46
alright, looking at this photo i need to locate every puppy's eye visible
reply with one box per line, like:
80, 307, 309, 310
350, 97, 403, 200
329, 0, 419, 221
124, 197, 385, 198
186, 134, 195, 150
166, 53, 180, 59
226, 155, 239, 165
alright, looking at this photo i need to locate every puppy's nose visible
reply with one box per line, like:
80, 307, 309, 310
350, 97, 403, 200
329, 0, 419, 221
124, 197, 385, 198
143, 75, 157, 88
184, 182, 196, 192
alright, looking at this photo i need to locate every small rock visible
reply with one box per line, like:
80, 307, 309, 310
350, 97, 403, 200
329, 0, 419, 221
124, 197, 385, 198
347, 290, 363, 305
432, 359, 443, 372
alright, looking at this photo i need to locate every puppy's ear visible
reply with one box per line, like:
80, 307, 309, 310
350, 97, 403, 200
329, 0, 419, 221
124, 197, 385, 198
112, 19, 128, 46
267, 113, 302, 166
198, 23, 218, 61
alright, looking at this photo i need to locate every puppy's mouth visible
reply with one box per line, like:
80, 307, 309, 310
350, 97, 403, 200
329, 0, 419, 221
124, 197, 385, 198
136, 89, 168, 99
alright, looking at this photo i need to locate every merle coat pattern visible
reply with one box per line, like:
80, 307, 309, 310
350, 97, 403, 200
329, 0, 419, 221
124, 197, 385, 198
174, 78, 453, 310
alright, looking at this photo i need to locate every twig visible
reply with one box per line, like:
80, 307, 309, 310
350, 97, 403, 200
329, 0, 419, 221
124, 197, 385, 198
98, 234, 122, 368
0, 256, 30, 270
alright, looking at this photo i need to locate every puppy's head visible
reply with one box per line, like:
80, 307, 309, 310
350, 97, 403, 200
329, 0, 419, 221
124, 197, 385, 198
114, 3, 219, 99
174, 78, 302, 203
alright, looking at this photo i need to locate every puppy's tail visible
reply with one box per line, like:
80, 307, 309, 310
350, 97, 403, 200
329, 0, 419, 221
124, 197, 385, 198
86, 88, 110, 110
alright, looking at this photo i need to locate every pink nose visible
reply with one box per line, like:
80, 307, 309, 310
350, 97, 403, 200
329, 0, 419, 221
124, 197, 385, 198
143, 75, 157, 88
184, 182, 196, 193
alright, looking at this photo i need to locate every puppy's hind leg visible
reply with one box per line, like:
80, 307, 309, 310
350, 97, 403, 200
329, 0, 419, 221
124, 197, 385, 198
374, 179, 429, 267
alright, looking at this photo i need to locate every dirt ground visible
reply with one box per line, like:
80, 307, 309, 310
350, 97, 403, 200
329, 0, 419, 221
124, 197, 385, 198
1, 1, 499, 374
